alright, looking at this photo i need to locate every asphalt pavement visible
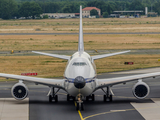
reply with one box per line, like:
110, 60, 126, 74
1, 68, 160, 120
0, 32, 160, 35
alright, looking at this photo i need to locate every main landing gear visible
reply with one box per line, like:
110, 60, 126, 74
67, 94, 75, 101
48, 87, 60, 103
76, 94, 84, 111
86, 94, 95, 101
102, 87, 113, 102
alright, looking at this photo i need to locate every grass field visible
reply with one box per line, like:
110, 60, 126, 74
0, 34, 160, 51
0, 54, 159, 81
0, 17, 160, 81
0, 17, 160, 33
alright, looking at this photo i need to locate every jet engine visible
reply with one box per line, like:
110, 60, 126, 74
11, 81, 28, 100
132, 80, 150, 99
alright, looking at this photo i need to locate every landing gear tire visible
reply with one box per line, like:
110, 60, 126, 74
109, 95, 112, 102
48, 87, 60, 103
49, 95, 52, 103
49, 95, 58, 103
86, 96, 89, 101
92, 94, 95, 101
73, 97, 75, 101
86, 94, 95, 101
103, 95, 106, 102
76, 102, 84, 111
81, 103, 84, 111
67, 94, 75, 101
103, 95, 112, 102
76, 103, 79, 110
55, 95, 58, 103
67, 94, 70, 101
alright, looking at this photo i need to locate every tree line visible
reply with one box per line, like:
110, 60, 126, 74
0, 0, 160, 19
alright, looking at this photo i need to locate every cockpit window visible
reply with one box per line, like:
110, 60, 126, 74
72, 62, 87, 66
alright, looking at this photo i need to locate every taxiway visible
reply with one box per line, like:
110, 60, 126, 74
0, 68, 160, 120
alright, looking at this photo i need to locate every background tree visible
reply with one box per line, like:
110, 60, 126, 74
0, 0, 17, 19
43, 15, 49, 19
103, 11, 108, 18
129, 0, 144, 10
90, 9, 98, 16
19, 1, 42, 19
153, 1, 160, 14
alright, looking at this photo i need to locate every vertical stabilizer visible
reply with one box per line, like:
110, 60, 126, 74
78, 5, 84, 54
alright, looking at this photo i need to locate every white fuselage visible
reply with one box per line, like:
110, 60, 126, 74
64, 52, 97, 97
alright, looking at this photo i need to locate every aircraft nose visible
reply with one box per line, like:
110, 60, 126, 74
74, 76, 86, 89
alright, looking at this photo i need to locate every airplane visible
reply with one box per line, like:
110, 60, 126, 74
0, 6, 160, 111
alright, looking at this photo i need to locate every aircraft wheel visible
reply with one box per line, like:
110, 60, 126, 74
72, 97, 75, 101
92, 94, 95, 101
49, 95, 52, 103
81, 103, 84, 111
76, 103, 79, 110
109, 95, 112, 102
103, 95, 106, 102
86, 96, 89, 101
55, 95, 58, 103
67, 94, 70, 101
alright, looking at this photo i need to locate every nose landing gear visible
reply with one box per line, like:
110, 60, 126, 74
76, 94, 84, 111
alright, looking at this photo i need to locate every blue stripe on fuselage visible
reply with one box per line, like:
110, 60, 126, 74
65, 77, 95, 83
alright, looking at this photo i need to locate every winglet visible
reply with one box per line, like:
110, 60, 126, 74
78, 5, 84, 54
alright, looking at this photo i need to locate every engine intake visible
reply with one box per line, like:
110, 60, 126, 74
11, 82, 28, 100
132, 81, 150, 99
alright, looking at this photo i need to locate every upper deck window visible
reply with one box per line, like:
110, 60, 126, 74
72, 62, 87, 66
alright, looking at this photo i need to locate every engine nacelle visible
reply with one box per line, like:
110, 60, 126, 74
11, 81, 28, 100
132, 80, 150, 99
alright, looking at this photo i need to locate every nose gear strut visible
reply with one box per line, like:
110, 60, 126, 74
76, 93, 84, 111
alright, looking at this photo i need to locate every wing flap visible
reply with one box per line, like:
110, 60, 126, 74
32, 51, 70, 60
0, 73, 65, 89
92, 50, 130, 60
96, 72, 160, 89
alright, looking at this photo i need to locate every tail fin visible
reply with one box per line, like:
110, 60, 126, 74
78, 5, 84, 54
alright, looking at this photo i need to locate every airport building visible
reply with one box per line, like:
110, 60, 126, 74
41, 13, 76, 18
113, 11, 143, 18
41, 7, 101, 18
82, 7, 101, 17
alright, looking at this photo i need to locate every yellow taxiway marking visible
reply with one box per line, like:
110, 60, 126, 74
110, 110, 126, 112
84, 105, 160, 120
83, 109, 134, 120
84, 99, 160, 120
74, 102, 84, 120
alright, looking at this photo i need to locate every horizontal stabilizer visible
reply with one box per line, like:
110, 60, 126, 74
92, 50, 130, 60
32, 51, 70, 60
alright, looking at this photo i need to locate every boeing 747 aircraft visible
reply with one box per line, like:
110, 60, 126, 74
0, 6, 160, 110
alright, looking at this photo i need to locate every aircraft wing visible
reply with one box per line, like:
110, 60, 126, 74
92, 50, 130, 60
95, 72, 160, 90
0, 73, 65, 89
32, 51, 70, 60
